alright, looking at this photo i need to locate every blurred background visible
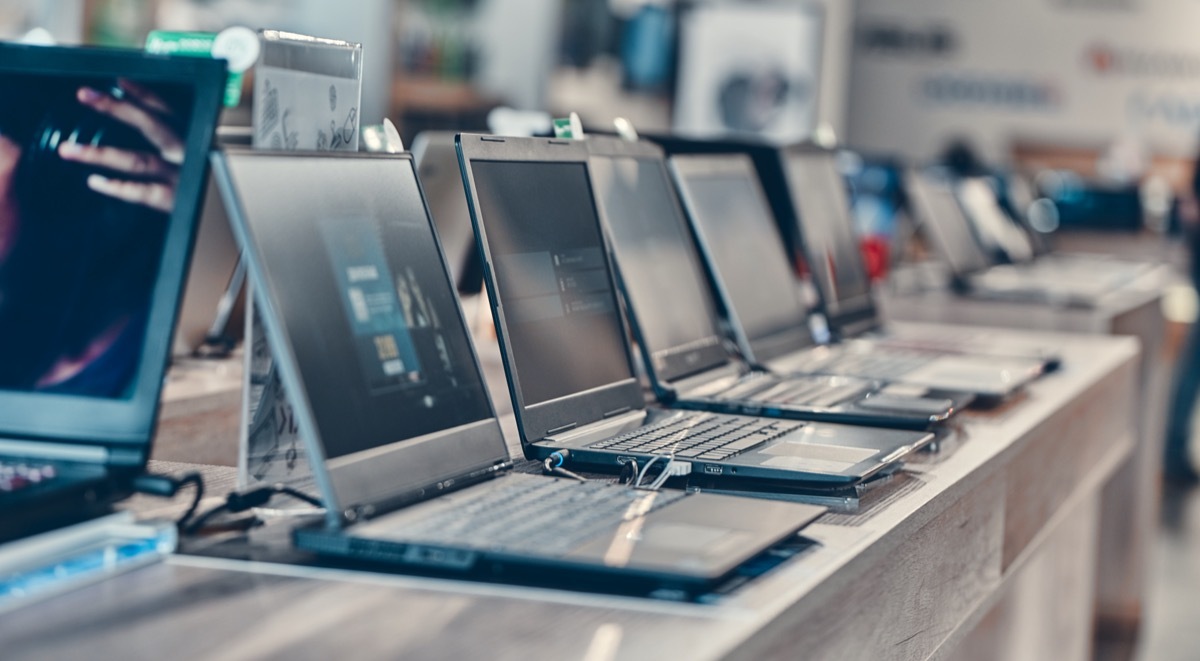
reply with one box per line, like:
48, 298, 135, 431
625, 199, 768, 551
2, 0, 1194, 178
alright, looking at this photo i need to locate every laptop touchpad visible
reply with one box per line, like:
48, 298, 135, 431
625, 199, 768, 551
759, 442, 878, 473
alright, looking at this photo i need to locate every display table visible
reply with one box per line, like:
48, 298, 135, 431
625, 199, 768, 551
0, 330, 1140, 661
880, 273, 1170, 645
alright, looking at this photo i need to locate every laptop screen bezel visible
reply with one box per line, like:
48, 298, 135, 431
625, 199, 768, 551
585, 136, 732, 389
0, 44, 225, 457
457, 134, 645, 443
213, 150, 509, 523
668, 154, 815, 367
780, 144, 881, 336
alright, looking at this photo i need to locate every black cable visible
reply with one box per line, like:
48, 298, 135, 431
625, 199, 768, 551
173, 473, 204, 530
131, 471, 204, 530
542, 452, 587, 482
182, 483, 323, 536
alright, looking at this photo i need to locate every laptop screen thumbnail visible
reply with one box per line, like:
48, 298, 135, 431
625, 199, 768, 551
222, 155, 493, 460
469, 160, 633, 407
590, 154, 728, 383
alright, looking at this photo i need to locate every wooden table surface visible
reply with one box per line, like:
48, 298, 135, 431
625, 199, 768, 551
0, 329, 1141, 661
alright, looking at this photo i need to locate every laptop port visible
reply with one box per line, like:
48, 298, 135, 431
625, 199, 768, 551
704, 465, 723, 475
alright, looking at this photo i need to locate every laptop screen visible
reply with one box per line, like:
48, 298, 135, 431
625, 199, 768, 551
469, 160, 633, 406
956, 177, 1034, 263
783, 151, 873, 317
0, 69, 199, 399
0, 45, 224, 450
221, 155, 495, 460
906, 170, 994, 276
671, 156, 812, 362
590, 153, 728, 383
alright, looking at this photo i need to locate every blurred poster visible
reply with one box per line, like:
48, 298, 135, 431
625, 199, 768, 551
673, 2, 824, 143
849, 0, 1200, 162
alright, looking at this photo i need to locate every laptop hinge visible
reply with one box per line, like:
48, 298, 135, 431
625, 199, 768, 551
347, 460, 514, 523
106, 447, 145, 468
603, 406, 632, 418
546, 422, 577, 436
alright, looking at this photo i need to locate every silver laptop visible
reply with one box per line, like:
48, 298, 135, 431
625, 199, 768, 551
670, 153, 1046, 403
908, 168, 1137, 308
213, 149, 826, 596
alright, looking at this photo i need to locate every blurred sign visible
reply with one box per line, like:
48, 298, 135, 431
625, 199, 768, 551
849, 0, 1200, 161
673, 3, 823, 143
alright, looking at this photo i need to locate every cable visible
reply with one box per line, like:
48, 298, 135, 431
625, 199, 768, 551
182, 484, 323, 536
542, 451, 587, 482
173, 473, 204, 529
131, 471, 204, 530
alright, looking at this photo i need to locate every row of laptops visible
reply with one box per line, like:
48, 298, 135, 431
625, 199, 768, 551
1, 44, 1053, 597
907, 168, 1154, 308
0, 45, 826, 596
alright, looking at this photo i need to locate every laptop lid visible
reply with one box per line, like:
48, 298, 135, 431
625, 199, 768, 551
212, 151, 507, 526
586, 137, 732, 389
413, 131, 484, 294
904, 169, 995, 278
668, 154, 815, 367
956, 176, 1035, 264
0, 44, 224, 466
781, 146, 880, 335
457, 134, 645, 443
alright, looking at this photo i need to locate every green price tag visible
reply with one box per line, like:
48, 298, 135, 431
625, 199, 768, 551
145, 30, 247, 107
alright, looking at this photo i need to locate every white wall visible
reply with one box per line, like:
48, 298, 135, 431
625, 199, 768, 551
848, 0, 1200, 162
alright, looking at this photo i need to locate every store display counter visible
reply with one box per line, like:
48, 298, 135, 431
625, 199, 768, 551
0, 329, 1140, 661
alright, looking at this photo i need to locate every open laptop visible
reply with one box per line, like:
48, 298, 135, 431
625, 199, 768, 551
776, 146, 1061, 368
669, 154, 1046, 404
458, 134, 934, 488
955, 174, 1152, 286
585, 136, 959, 430
0, 45, 226, 542
907, 168, 1136, 308
412, 131, 484, 294
213, 149, 826, 595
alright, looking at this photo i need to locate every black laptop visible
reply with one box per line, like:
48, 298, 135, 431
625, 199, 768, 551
669, 153, 1046, 404
585, 136, 958, 430
457, 134, 934, 488
213, 149, 826, 595
0, 45, 226, 542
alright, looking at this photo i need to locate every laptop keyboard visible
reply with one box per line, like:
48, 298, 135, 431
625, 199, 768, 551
393, 475, 688, 556
0, 460, 59, 494
588, 413, 804, 461
815, 348, 931, 380
717, 372, 870, 409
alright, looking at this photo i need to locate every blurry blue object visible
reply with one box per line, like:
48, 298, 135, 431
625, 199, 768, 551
621, 5, 674, 91
843, 154, 904, 238
1049, 184, 1142, 231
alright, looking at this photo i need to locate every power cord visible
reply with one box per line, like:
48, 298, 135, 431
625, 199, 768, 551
131, 472, 204, 530
182, 484, 323, 536
542, 450, 587, 482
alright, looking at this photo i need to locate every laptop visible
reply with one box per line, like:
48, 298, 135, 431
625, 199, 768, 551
0, 44, 226, 542
955, 174, 1152, 285
458, 133, 934, 488
412, 131, 484, 294
906, 168, 1138, 308
775, 146, 1061, 368
669, 154, 1046, 404
585, 136, 959, 430
213, 149, 826, 595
